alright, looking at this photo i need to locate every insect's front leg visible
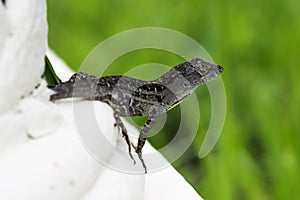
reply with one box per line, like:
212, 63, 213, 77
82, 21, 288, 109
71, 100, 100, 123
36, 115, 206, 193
113, 111, 136, 164
134, 115, 159, 173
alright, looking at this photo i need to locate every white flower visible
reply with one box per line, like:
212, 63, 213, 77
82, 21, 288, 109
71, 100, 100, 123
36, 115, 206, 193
0, 1, 203, 199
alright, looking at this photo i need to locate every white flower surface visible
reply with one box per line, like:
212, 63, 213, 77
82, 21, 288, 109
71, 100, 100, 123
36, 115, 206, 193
0, 0, 47, 112
0, 1, 203, 199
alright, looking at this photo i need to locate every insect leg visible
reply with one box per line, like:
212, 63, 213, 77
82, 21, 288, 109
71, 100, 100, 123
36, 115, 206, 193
135, 115, 159, 173
113, 111, 136, 164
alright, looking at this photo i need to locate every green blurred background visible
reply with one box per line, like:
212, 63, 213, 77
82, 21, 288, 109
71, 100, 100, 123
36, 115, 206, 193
47, 0, 300, 199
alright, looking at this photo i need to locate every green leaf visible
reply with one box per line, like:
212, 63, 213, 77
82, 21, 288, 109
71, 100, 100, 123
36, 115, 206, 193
43, 56, 61, 86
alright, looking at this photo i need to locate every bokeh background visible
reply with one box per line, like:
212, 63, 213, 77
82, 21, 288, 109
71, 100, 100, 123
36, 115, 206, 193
47, 0, 300, 199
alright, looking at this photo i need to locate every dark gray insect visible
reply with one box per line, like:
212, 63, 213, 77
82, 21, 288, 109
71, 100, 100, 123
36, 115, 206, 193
49, 58, 223, 173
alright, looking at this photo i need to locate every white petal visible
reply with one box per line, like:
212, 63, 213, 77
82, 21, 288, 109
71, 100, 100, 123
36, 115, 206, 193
0, 0, 47, 112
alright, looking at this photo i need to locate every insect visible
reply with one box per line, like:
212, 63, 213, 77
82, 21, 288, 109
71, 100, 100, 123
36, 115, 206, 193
49, 58, 223, 173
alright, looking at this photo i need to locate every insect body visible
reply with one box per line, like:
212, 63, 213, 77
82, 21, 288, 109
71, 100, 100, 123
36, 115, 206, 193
49, 58, 223, 173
